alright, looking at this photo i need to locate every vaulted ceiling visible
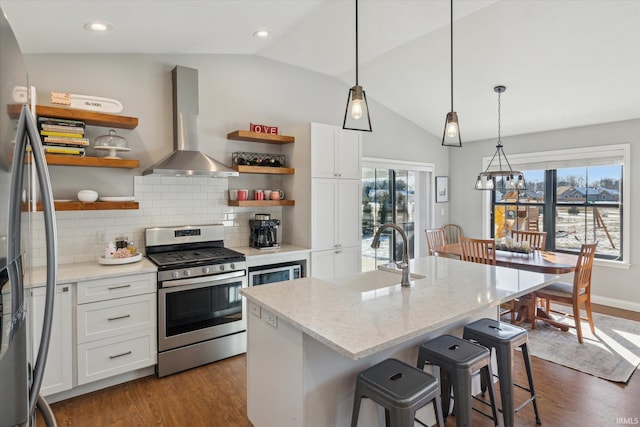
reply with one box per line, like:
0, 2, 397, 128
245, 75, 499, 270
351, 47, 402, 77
2, 0, 639, 141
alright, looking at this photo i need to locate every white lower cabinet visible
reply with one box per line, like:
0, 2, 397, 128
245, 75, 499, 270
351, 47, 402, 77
310, 246, 361, 280
76, 272, 156, 386
31, 284, 73, 396
77, 330, 155, 385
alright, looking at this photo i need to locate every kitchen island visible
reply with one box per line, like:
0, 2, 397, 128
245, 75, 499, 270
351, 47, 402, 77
241, 256, 558, 426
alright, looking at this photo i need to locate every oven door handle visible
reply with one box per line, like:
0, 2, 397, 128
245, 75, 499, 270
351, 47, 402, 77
161, 270, 246, 288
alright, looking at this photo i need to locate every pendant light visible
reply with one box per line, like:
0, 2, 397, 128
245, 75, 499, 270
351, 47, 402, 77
474, 86, 526, 191
442, 0, 461, 147
342, 0, 372, 132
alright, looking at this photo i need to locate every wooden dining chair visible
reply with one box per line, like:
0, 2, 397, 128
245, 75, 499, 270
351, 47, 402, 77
512, 230, 547, 251
459, 237, 495, 265
425, 228, 446, 256
531, 243, 597, 344
460, 237, 515, 321
442, 224, 464, 244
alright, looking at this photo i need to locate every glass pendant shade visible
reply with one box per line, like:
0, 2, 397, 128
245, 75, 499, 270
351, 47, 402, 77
343, 0, 372, 132
343, 85, 372, 132
442, 0, 461, 147
442, 111, 461, 147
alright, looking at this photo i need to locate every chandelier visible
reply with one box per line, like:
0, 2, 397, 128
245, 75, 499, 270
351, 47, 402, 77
474, 85, 526, 191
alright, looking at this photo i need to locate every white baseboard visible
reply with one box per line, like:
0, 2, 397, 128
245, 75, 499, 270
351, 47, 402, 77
592, 295, 640, 313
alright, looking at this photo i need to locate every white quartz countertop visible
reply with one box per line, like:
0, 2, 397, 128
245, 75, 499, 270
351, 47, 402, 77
241, 256, 558, 360
230, 245, 310, 259
27, 257, 158, 287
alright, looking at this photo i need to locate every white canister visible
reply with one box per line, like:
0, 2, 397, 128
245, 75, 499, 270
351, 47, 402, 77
105, 242, 116, 259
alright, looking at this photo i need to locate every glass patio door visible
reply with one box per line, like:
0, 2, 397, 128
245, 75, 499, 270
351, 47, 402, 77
362, 167, 419, 271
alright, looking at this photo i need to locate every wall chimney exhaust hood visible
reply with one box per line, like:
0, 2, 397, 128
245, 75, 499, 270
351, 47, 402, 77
143, 66, 238, 177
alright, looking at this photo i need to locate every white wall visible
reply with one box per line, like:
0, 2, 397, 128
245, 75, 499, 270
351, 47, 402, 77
24, 53, 443, 265
449, 119, 640, 310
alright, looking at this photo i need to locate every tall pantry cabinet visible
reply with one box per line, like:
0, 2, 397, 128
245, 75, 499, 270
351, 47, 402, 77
283, 123, 362, 279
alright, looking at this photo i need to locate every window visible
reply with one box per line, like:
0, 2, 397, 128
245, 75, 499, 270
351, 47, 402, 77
486, 145, 629, 263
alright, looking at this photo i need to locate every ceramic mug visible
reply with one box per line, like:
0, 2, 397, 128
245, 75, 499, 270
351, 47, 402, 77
229, 189, 238, 201
237, 189, 249, 201
264, 190, 272, 200
270, 190, 284, 200
255, 189, 265, 201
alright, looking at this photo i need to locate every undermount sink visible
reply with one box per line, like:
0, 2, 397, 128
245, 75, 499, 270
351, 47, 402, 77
329, 269, 425, 292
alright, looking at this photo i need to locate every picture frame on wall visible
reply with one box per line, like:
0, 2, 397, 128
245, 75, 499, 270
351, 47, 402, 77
436, 176, 448, 203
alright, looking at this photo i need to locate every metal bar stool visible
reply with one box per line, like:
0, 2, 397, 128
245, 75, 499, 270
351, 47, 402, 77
417, 335, 499, 427
351, 358, 445, 427
463, 318, 541, 427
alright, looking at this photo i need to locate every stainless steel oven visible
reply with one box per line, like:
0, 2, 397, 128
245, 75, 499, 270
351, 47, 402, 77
146, 225, 247, 377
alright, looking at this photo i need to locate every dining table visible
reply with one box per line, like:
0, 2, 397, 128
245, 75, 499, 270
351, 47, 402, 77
433, 242, 579, 329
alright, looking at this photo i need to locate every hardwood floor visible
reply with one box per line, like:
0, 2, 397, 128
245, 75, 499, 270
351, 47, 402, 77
44, 304, 640, 426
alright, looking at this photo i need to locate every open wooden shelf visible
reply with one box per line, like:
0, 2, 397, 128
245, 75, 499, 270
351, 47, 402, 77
28, 155, 139, 169
8, 104, 138, 129
227, 130, 294, 144
228, 200, 295, 207
23, 201, 139, 211
233, 165, 294, 175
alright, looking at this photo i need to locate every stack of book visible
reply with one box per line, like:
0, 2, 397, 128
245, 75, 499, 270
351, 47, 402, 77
38, 116, 88, 156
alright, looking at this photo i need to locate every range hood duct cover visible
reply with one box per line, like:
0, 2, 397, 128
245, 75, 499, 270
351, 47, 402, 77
143, 66, 238, 177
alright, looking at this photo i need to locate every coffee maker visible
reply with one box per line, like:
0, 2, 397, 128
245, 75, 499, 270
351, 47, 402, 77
249, 214, 280, 249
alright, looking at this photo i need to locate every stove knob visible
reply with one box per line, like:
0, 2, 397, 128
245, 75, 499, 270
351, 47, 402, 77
172, 271, 180, 279
184, 270, 191, 277
230, 263, 236, 270
202, 267, 210, 274
219, 264, 225, 272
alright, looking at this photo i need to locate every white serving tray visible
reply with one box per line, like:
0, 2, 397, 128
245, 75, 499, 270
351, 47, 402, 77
98, 252, 142, 265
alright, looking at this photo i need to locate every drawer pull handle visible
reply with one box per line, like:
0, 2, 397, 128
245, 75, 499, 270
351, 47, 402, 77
109, 350, 132, 359
108, 314, 131, 321
108, 284, 131, 290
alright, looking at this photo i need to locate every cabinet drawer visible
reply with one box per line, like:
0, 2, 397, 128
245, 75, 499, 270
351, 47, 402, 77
77, 293, 156, 344
77, 272, 156, 304
77, 330, 156, 385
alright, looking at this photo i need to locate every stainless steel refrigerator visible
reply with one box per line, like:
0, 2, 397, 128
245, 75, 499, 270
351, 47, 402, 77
0, 6, 58, 427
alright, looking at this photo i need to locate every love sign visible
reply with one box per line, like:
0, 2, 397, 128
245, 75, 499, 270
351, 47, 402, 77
250, 123, 278, 135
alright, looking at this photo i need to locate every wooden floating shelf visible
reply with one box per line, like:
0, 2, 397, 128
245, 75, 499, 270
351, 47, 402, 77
228, 200, 295, 207
23, 201, 139, 211
233, 165, 294, 175
28, 155, 139, 169
227, 130, 294, 144
8, 104, 138, 129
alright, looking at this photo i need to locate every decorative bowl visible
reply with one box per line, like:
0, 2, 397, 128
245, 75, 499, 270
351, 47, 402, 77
77, 190, 98, 202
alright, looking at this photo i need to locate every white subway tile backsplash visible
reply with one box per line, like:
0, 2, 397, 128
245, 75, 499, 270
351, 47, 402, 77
26, 175, 283, 267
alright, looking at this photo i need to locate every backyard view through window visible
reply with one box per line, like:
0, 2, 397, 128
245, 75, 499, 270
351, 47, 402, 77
492, 164, 622, 260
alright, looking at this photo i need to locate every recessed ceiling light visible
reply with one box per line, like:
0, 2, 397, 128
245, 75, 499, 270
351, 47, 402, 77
84, 21, 113, 32
253, 30, 270, 38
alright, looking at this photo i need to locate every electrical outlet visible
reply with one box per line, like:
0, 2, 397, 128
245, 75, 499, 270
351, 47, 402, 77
249, 302, 261, 318
264, 310, 278, 328
97, 230, 106, 244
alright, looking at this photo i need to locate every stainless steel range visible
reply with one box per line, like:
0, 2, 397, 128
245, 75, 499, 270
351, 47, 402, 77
145, 224, 247, 377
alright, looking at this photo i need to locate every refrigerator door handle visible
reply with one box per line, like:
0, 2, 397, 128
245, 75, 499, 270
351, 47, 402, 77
18, 105, 59, 416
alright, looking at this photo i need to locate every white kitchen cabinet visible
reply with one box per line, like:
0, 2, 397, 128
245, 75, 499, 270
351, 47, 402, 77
76, 273, 156, 386
31, 284, 73, 396
311, 178, 361, 251
310, 246, 362, 280
311, 122, 361, 180
283, 122, 363, 280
